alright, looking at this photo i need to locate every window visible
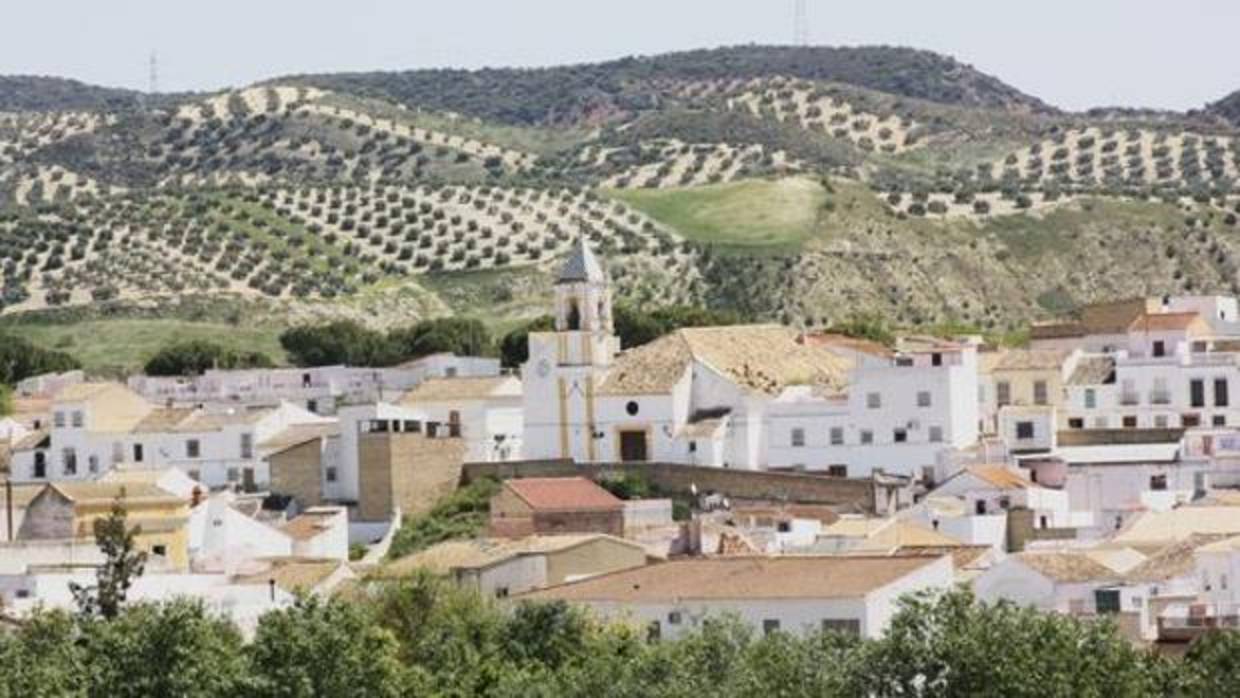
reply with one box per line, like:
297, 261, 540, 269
928, 426, 943, 443
827, 465, 848, 478
860, 430, 873, 445
33, 452, 46, 478
62, 448, 77, 476
1068, 418, 1084, 429
133, 443, 144, 463
1214, 415, 1228, 427
1095, 589, 1121, 615
931, 352, 943, 367
762, 619, 781, 636
240, 433, 253, 459
88, 455, 99, 473
1122, 416, 1137, 429
1216, 378, 1230, 407
494, 587, 509, 598
866, 392, 881, 409
188, 470, 201, 482
668, 611, 682, 625
1153, 340, 1166, 357
307, 399, 318, 414
1015, 421, 1035, 440
186, 439, 201, 458
1033, 380, 1048, 406
54, 412, 66, 428
893, 428, 908, 443
790, 428, 805, 447
71, 411, 83, 427
1191, 379, 1206, 408
302, 372, 312, 388
1039, 515, 1048, 529
822, 618, 861, 636
917, 391, 932, 408
975, 499, 987, 515
325, 467, 338, 483
999, 496, 1011, 510
1084, 389, 1096, 409
445, 367, 458, 378
1154, 415, 1169, 428
227, 468, 240, 482
1150, 474, 1168, 491
152, 545, 167, 558
1183, 414, 1201, 427
996, 381, 1011, 407
829, 427, 844, 445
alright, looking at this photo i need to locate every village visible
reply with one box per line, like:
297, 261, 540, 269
3, 237, 1240, 650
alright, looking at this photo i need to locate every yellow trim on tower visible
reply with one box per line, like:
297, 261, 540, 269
557, 378, 570, 459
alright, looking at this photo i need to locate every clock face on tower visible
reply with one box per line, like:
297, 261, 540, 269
537, 359, 551, 377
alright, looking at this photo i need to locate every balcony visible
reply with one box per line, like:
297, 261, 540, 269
1149, 391, 1171, 405
1119, 393, 1140, 406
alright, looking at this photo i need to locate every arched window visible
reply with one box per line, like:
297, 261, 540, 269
566, 299, 581, 331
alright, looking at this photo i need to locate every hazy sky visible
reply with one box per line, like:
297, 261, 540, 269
4, 0, 1239, 111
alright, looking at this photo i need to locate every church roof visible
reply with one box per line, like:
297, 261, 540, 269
598, 324, 852, 397
557, 237, 606, 284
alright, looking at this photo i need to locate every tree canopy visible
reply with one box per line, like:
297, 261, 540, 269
143, 339, 274, 377
280, 318, 497, 368
0, 331, 79, 385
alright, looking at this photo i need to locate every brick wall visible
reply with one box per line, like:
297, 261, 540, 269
268, 439, 324, 509
463, 460, 874, 510
359, 433, 467, 522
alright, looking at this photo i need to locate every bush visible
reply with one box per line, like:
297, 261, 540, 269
144, 340, 274, 376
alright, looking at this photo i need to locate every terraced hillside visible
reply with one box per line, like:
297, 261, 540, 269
5, 44, 1240, 368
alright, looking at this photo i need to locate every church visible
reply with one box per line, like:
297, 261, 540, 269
522, 239, 981, 476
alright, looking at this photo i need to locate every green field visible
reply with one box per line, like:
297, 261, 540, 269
607, 177, 828, 253
10, 319, 287, 376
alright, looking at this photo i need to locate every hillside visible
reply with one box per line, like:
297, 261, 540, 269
3, 44, 1240, 369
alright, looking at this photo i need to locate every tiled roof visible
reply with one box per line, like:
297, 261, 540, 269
557, 237, 606, 284
378, 534, 640, 578
805, 333, 893, 358
599, 325, 852, 397
53, 382, 120, 402
1016, 552, 1119, 583
963, 465, 1032, 490
993, 349, 1069, 372
401, 376, 519, 403
1128, 312, 1206, 333
1115, 507, 1240, 544
166, 408, 274, 432
518, 554, 946, 602
236, 559, 349, 593
12, 428, 49, 450
49, 481, 183, 505
1029, 322, 1085, 340
280, 508, 343, 541
1067, 356, 1116, 386
1078, 298, 1152, 334
504, 477, 623, 512
130, 407, 196, 433
258, 423, 339, 453
1123, 534, 1230, 582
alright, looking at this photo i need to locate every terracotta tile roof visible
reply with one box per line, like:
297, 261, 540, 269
12, 428, 49, 450
518, 554, 946, 602
0, 480, 46, 508
1123, 534, 1230, 583
236, 559, 349, 593
1067, 356, 1116, 386
1030, 322, 1085, 340
1116, 507, 1240, 544
130, 407, 196, 433
280, 508, 343, 541
805, 333, 893, 358
167, 408, 274, 432
258, 423, 339, 453
1128, 312, 1207, 334
401, 375, 519, 403
599, 325, 852, 397
993, 349, 1069, 372
504, 477, 623, 512
963, 465, 1032, 490
53, 382, 121, 402
1079, 298, 1153, 334
49, 481, 184, 506
1016, 551, 1119, 583
377, 534, 641, 578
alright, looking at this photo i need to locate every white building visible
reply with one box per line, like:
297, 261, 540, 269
127, 354, 500, 415
520, 554, 954, 639
400, 375, 523, 462
7, 382, 333, 489
972, 550, 1123, 615
521, 238, 980, 476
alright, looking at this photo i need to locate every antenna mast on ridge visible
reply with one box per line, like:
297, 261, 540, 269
793, 0, 809, 46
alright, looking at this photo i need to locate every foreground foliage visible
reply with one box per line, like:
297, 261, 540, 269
0, 580, 1235, 697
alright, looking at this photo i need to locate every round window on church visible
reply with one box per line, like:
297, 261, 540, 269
626, 401, 640, 416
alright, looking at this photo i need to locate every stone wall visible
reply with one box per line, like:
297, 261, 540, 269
268, 439, 324, 510
359, 433, 467, 522
463, 460, 874, 510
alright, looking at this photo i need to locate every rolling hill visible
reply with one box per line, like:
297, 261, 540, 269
3, 44, 1240, 371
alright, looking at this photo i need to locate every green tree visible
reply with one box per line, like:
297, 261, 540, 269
249, 596, 411, 697
0, 383, 12, 417
143, 339, 274, 376
0, 332, 79, 385
0, 610, 85, 698
70, 495, 148, 620
498, 315, 554, 368
387, 317, 494, 361
279, 320, 396, 367
1181, 630, 1240, 696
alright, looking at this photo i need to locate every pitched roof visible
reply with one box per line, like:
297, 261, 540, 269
962, 465, 1032, 490
280, 508, 343, 541
599, 325, 852, 397
819, 518, 965, 549
236, 559, 349, 593
557, 237, 606, 284
1067, 356, 1116, 386
130, 407, 196, 432
377, 534, 640, 578
48, 481, 184, 506
167, 408, 275, 432
53, 382, 121, 402
401, 376, 519, 403
503, 477, 623, 512
258, 423, 340, 453
1129, 312, 1207, 334
1016, 551, 1119, 583
518, 554, 946, 602
1079, 298, 1153, 334
993, 349, 1068, 372
805, 333, 893, 358
1124, 534, 1230, 582
1115, 507, 1240, 544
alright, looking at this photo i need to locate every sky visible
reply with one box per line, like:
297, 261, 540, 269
3, 0, 1240, 112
